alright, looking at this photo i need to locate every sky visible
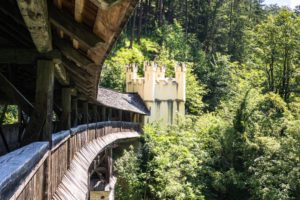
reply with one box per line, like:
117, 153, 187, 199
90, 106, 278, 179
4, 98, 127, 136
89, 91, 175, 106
264, 0, 300, 8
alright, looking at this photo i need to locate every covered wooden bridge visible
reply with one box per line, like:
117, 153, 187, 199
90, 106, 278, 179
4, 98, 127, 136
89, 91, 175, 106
0, 0, 144, 199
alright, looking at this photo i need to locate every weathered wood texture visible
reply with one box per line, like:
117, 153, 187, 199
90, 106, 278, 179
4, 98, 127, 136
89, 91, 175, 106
22, 60, 55, 144
17, 0, 52, 52
1, 121, 140, 200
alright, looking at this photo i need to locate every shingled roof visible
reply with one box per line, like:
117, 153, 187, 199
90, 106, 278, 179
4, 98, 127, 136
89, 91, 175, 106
97, 87, 149, 115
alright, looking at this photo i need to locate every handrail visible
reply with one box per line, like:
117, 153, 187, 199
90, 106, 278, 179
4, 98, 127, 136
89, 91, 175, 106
0, 121, 141, 200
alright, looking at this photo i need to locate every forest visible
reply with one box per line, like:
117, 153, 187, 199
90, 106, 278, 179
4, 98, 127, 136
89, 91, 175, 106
99, 0, 300, 200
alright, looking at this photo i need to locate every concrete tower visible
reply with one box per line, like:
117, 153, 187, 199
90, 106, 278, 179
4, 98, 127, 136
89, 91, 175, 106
126, 62, 186, 125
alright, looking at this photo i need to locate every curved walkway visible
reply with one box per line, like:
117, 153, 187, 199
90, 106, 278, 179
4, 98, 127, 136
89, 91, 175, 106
52, 131, 139, 200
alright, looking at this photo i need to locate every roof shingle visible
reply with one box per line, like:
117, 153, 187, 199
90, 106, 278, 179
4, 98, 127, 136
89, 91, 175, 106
97, 87, 149, 115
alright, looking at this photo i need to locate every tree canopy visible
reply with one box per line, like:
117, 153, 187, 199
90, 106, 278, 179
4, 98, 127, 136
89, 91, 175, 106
101, 1, 300, 199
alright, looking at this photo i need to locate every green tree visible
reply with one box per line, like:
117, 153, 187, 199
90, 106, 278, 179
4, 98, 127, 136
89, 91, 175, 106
253, 10, 300, 102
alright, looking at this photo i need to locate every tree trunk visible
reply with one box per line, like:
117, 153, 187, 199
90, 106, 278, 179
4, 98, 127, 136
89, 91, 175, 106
185, 0, 188, 38
130, 8, 137, 48
137, 0, 143, 45
159, 0, 163, 26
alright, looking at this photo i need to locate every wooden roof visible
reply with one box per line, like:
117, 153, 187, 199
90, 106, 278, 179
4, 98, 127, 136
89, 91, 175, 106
97, 87, 150, 115
0, 0, 138, 100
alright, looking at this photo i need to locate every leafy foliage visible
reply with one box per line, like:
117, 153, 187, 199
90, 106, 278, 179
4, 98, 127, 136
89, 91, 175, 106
107, 2, 300, 200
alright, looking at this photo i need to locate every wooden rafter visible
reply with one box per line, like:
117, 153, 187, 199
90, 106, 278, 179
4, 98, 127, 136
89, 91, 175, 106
54, 63, 70, 86
88, 0, 138, 64
74, 0, 85, 22
54, 36, 93, 67
49, 4, 103, 50
17, 0, 52, 52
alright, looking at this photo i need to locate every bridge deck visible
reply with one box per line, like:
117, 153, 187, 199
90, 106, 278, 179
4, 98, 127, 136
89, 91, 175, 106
0, 121, 141, 200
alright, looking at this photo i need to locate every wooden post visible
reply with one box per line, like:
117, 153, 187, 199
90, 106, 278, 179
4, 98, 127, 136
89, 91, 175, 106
132, 113, 136, 123
92, 104, 98, 122
60, 88, 72, 130
37, 60, 54, 141
22, 60, 54, 144
71, 98, 78, 127
119, 110, 122, 121
108, 108, 112, 121
97, 106, 102, 121
102, 107, 106, 121
130, 112, 133, 122
83, 102, 89, 124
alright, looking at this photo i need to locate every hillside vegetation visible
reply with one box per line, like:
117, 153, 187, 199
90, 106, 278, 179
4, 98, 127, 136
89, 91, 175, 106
101, 1, 300, 199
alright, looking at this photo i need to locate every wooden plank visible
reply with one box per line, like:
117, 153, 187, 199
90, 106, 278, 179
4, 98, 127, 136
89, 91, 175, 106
12, 152, 49, 200
49, 4, 103, 49
53, 36, 93, 67
17, 0, 52, 52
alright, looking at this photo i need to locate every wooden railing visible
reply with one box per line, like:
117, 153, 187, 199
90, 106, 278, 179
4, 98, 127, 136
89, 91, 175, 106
0, 121, 141, 200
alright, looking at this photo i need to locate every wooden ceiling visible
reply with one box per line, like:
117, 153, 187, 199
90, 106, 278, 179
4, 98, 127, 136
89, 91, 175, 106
0, 0, 137, 99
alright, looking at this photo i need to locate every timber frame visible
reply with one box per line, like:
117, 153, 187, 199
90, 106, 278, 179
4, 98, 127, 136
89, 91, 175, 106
0, 0, 139, 147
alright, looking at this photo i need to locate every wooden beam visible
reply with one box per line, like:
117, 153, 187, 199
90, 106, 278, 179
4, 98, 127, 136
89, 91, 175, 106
92, 104, 98, 122
17, 0, 52, 52
102, 106, 106, 121
22, 60, 54, 144
73, 0, 85, 48
54, 63, 70, 86
71, 98, 78, 127
0, 73, 34, 114
35, 60, 55, 141
54, 36, 93, 67
108, 108, 112, 121
75, 0, 85, 22
82, 102, 89, 124
0, 49, 61, 64
89, 0, 137, 64
49, 4, 103, 49
119, 110, 123, 121
89, 0, 120, 9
